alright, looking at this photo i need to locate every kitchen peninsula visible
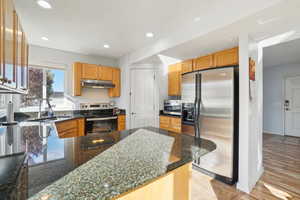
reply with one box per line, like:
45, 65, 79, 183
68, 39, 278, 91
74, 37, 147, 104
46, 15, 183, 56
0, 118, 215, 200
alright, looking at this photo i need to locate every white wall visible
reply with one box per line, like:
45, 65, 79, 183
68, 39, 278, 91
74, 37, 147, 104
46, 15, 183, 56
237, 33, 264, 193
29, 45, 118, 103
263, 63, 300, 135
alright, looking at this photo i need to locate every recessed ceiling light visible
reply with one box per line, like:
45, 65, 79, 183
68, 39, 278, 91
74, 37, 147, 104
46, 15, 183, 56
104, 44, 110, 48
41, 36, 49, 41
37, 0, 52, 9
194, 17, 201, 22
146, 32, 154, 38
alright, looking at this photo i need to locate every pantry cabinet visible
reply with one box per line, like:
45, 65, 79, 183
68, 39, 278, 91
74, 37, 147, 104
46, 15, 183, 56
168, 63, 181, 96
0, 0, 28, 93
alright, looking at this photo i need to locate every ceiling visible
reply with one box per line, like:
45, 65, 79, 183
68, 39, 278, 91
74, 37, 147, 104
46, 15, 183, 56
14, 0, 284, 58
264, 38, 300, 67
154, 0, 300, 62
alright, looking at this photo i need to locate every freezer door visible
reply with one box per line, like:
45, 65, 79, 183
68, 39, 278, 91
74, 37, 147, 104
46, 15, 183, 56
181, 72, 197, 103
195, 67, 235, 179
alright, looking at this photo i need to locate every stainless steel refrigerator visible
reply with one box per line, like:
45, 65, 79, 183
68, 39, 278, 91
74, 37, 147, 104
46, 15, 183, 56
181, 66, 239, 184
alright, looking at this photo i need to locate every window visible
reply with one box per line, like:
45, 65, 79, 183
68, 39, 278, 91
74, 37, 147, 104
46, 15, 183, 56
20, 66, 74, 112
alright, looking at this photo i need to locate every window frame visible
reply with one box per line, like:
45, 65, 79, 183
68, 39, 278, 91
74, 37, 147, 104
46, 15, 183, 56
19, 64, 68, 112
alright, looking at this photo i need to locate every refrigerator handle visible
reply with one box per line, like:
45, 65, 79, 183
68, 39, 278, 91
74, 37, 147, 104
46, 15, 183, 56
194, 73, 201, 138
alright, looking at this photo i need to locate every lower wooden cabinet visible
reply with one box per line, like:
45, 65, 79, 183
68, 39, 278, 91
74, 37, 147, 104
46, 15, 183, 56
159, 116, 181, 133
115, 163, 191, 200
118, 115, 126, 131
55, 118, 85, 138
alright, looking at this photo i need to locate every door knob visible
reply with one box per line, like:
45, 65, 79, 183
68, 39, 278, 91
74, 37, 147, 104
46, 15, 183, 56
131, 112, 136, 115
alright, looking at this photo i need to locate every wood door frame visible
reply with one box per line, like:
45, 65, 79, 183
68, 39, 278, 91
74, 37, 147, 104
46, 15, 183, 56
129, 65, 159, 129
283, 74, 300, 136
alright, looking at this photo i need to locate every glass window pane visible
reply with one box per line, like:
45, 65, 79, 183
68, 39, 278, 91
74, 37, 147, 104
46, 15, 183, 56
20, 67, 43, 109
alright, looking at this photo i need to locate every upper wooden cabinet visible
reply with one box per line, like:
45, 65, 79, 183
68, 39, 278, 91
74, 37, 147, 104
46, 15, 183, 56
168, 63, 181, 96
181, 59, 193, 74
193, 54, 214, 71
0, 0, 28, 93
214, 47, 239, 67
109, 68, 120, 97
99, 66, 113, 81
82, 63, 99, 80
73, 62, 82, 96
73, 62, 121, 97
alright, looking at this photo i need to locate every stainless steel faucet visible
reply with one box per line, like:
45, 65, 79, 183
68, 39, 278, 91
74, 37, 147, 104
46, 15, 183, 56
38, 98, 54, 118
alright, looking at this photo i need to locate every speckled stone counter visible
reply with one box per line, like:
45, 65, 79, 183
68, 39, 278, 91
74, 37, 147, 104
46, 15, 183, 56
29, 127, 215, 200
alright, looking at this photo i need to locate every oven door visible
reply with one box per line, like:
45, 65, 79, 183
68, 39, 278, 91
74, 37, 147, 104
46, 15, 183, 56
85, 116, 118, 134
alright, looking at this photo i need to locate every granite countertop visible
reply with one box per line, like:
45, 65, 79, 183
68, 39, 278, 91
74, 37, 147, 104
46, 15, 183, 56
29, 127, 215, 200
0, 119, 215, 199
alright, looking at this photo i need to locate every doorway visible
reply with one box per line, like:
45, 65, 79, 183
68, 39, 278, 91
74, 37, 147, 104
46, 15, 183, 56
284, 76, 300, 137
129, 68, 158, 129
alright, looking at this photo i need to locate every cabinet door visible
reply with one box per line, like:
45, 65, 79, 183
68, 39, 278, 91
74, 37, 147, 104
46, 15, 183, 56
73, 62, 82, 96
193, 54, 214, 71
181, 59, 193, 74
159, 116, 170, 130
214, 47, 239, 67
118, 115, 126, 131
82, 63, 98, 80
0, 0, 4, 81
99, 66, 113, 81
3, 0, 16, 87
109, 68, 120, 97
169, 117, 181, 133
168, 63, 181, 96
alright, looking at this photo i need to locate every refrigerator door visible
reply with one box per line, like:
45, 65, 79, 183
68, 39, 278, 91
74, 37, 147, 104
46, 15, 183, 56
181, 72, 197, 104
194, 67, 235, 179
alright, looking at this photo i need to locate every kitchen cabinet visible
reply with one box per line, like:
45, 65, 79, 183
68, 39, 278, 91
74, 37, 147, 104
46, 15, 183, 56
168, 63, 181, 96
55, 118, 85, 138
109, 68, 120, 97
81, 63, 99, 80
181, 59, 193, 74
73, 62, 121, 97
193, 54, 214, 71
73, 62, 82, 96
118, 114, 126, 131
0, 0, 28, 92
214, 47, 239, 67
99, 66, 113, 81
159, 115, 181, 133
116, 163, 191, 200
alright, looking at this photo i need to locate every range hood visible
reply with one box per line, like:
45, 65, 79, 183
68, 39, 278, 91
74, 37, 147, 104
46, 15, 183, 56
81, 80, 115, 89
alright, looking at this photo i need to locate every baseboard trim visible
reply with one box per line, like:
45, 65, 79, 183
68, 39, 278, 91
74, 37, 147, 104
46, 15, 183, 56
263, 130, 284, 135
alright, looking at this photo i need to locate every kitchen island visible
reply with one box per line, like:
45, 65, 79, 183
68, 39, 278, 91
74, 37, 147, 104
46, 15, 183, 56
0, 121, 215, 200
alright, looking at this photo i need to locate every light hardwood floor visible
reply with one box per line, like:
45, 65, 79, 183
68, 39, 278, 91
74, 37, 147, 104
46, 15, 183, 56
191, 133, 300, 200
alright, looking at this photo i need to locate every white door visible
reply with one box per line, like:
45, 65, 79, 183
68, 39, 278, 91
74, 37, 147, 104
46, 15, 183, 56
284, 76, 300, 137
130, 68, 156, 129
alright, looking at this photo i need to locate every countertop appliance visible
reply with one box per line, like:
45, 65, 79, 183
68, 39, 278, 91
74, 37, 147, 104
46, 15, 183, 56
181, 66, 239, 185
79, 103, 118, 134
163, 100, 181, 116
